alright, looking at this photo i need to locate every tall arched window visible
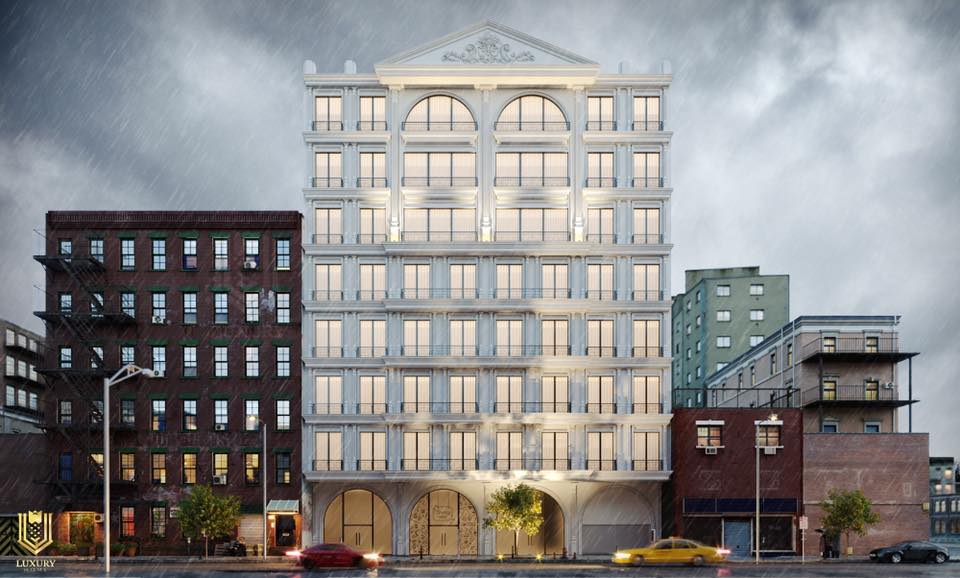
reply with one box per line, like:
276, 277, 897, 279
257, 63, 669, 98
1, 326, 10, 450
496, 95, 568, 131
404, 95, 475, 131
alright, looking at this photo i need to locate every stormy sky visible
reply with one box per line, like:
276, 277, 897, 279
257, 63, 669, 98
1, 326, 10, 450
1, 1, 958, 457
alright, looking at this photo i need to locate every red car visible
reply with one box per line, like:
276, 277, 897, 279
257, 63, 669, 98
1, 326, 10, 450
287, 543, 384, 569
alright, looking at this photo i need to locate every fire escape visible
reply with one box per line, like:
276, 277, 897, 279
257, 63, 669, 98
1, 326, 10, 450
34, 249, 139, 508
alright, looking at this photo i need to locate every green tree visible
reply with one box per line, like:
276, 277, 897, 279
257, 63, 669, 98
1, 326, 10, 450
176, 484, 242, 557
819, 489, 880, 556
484, 483, 543, 557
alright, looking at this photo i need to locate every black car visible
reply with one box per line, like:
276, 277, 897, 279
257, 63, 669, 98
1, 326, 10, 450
869, 541, 949, 564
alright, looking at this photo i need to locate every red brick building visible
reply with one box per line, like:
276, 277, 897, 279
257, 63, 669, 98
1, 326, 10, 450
802, 433, 929, 557
36, 211, 301, 554
668, 408, 803, 557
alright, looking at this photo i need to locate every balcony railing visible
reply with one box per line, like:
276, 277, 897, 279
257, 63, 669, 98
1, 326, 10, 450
494, 458, 525, 471
799, 336, 901, 361
493, 288, 524, 299
401, 230, 478, 242
632, 233, 664, 244
311, 120, 343, 131
430, 346, 479, 357
493, 402, 524, 414
401, 459, 434, 471
586, 289, 617, 300
401, 459, 479, 471
494, 176, 570, 187
585, 177, 617, 188
401, 288, 448, 300
633, 290, 664, 301
356, 403, 388, 415
631, 402, 664, 414
356, 234, 387, 244
523, 458, 572, 471
494, 231, 571, 242
311, 176, 344, 188
585, 233, 617, 243
632, 346, 664, 358
311, 346, 343, 358
632, 176, 664, 188
523, 288, 572, 299
311, 403, 344, 415
312, 459, 344, 471
494, 121, 570, 131
632, 459, 663, 471
402, 121, 477, 131
495, 345, 571, 357
356, 459, 388, 471
586, 346, 617, 357
356, 120, 387, 131
523, 402, 571, 413
357, 290, 387, 300
312, 290, 343, 301
312, 234, 343, 244
585, 402, 617, 414
586, 459, 618, 471
356, 177, 388, 188
432, 402, 479, 414
803, 384, 897, 404
401, 176, 477, 187
357, 346, 388, 358
632, 120, 663, 131
586, 121, 616, 131
401, 402, 432, 413
400, 346, 433, 357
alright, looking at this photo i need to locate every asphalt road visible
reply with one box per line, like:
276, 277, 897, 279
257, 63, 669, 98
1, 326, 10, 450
1, 561, 956, 578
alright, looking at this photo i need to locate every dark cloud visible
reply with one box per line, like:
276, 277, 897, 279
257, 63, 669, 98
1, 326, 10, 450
1, 0, 958, 456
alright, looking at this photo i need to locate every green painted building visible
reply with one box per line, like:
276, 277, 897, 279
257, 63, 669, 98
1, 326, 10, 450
671, 267, 789, 407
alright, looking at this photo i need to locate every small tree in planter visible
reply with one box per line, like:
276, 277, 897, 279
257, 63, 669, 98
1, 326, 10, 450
484, 483, 543, 558
820, 488, 880, 556
176, 484, 241, 557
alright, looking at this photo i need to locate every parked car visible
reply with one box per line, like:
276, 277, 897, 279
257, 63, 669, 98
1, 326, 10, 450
869, 541, 949, 564
287, 543, 384, 569
613, 538, 730, 566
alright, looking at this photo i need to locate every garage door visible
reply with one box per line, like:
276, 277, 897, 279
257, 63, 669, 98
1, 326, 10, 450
580, 487, 655, 554
582, 524, 650, 554
238, 515, 264, 548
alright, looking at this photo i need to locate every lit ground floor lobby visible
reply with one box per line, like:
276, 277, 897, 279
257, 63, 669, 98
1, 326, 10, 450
301, 478, 663, 557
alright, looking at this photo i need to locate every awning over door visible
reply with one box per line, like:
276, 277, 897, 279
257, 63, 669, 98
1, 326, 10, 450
266, 500, 300, 514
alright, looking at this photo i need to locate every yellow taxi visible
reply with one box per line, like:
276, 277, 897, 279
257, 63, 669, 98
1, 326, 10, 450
612, 538, 730, 566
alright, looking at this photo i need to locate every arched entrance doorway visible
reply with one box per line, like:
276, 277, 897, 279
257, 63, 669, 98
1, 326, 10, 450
494, 490, 564, 556
323, 489, 392, 554
409, 490, 478, 556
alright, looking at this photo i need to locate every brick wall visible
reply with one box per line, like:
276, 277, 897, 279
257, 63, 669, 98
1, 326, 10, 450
802, 433, 929, 556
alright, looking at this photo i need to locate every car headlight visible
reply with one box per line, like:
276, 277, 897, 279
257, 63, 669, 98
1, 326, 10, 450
363, 552, 382, 561
614, 551, 632, 559
716, 548, 731, 556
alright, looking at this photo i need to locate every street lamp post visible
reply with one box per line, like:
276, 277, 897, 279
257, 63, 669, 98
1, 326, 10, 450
104, 364, 156, 574
754, 413, 782, 565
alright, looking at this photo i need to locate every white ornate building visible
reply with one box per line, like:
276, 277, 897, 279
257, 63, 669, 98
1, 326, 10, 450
300, 21, 673, 557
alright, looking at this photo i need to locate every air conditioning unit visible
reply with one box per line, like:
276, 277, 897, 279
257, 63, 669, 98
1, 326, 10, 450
94, 514, 104, 523
152, 370, 164, 378
243, 260, 258, 270
214, 423, 226, 431
882, 382, 895, 390
764, 446, 778, 455
151, 315, 166, 324
704, 446, 718, 455
213, 475, 227, 486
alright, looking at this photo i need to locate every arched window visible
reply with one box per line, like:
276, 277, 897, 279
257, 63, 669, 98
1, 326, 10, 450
496, 95, 568, 131
404, 95, 475, 131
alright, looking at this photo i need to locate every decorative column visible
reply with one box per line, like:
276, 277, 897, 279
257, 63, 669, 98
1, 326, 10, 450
389, 87, 403, 241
